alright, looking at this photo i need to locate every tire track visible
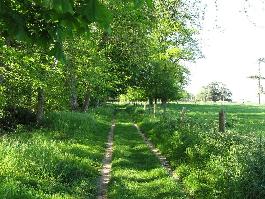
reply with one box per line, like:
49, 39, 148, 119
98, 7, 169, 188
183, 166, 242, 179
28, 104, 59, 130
134, 124, 179, 181
97, 122, 115, 199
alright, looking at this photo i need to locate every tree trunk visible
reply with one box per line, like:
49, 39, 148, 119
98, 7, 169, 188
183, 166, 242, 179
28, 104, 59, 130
36, 87, 44, 124
149, 98, 153, 105
70, 73, 79, 111
219, 109, 226, 132
153, 103, 156, 117
70, 92, 79, 111
82, 91, 90, 112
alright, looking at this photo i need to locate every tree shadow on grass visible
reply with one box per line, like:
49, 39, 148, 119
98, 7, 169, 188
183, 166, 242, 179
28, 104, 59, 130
0, 111, 112, 199
108, 124, 187, 199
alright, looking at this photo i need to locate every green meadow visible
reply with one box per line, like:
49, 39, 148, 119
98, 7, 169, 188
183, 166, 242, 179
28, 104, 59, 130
0, 103, 265, 198
166, 103, 265, 134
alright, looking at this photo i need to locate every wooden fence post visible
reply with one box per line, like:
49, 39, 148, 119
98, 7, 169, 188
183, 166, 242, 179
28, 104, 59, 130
219, 109, 225, 132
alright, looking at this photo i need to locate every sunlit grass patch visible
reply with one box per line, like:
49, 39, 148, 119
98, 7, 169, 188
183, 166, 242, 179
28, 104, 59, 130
139, 102, 265, 198
108, 123, 187, 199
0, 109, 112, 198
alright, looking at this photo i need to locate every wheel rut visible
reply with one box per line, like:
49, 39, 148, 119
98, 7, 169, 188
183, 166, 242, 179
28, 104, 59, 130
98, 120, 182, 199
97, 122, 115, 199
134, 124, 179, 181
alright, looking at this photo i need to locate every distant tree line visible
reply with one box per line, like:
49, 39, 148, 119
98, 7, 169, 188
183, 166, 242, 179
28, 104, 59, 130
196, 82, 232, 102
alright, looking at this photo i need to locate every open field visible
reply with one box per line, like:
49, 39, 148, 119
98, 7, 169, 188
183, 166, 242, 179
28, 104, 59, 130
166, 102, 265, 134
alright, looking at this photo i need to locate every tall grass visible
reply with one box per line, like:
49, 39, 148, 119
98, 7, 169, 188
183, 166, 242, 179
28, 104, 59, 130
138, 103, 265, 198
0, 107, 113, 198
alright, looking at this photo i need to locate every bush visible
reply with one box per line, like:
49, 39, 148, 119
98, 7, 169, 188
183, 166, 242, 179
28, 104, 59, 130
240, 138, 265, 199
0, 106, 36, 132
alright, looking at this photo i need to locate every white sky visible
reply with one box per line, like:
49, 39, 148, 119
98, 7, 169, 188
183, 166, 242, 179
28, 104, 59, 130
186, 0, 265, 103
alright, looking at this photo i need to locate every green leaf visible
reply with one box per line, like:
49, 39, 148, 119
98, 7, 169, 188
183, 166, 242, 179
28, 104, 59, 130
42, 0, 73, 14
61, 0, 74, 14
134, 0, 144, 8
50, 42, 66, 63
81, 0, 96, 21
95, 2, 112, 29
106, 26, 112, 35
145, 0, 153, 8
15, 28, 28, 42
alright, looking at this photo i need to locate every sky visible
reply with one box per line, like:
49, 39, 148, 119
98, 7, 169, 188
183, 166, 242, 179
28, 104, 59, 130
186, 0, 265, 103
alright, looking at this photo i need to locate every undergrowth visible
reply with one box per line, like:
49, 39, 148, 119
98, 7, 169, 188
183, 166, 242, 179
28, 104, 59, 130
0, 106, 113, 198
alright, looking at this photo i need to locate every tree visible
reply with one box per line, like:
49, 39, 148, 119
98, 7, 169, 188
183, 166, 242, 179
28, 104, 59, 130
105, 0, 155, 97
197, 82, 232, 102
0, 37, 61, 125
120, 87, 147, 103
0, 0, 153, 60
0, 0, 202, 129
109, 0, 198, 105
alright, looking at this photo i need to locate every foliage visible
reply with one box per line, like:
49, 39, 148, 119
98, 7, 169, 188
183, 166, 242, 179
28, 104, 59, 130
0, 0, 200, 127
119, 87, 147, 102
0, 37, 70, 128
196, 82, 232, 102
63, 34, 114, 110
140, 60, 188, 102
106, 0, 198, 102
0, 0, 153, 59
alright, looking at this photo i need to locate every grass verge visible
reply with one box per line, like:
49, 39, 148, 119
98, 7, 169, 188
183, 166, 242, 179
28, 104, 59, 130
0, 107, 113, 198
139, 103, 265, 198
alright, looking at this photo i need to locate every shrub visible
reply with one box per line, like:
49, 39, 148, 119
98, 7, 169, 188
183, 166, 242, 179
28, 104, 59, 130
0, 106, 36, 132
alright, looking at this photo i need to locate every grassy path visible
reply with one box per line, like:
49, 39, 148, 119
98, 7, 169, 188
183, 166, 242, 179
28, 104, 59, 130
108, 123, 187, 199
134, 124, 178, 181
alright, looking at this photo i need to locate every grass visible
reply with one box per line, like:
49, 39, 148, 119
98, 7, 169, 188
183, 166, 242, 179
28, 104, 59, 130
138, 102, 265, 198
5, 102, 263, 198
0, 107, 113, 198
108, 122, 186, 199
165, 102, 265, 134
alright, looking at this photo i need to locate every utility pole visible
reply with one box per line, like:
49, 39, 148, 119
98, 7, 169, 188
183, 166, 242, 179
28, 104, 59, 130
248, 58, 265, 105
258, 59, 262, 104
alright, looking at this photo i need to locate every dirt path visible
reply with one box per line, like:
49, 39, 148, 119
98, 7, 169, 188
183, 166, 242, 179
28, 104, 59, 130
134, 124, 179, 181
97, 122, 115, 199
